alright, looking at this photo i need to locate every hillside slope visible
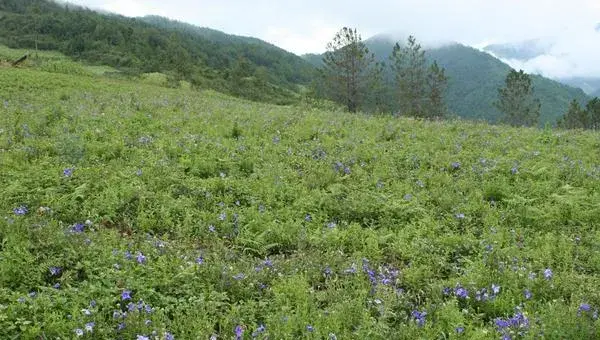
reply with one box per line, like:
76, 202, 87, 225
2, 66, 600, 338
0, 0, 315, 104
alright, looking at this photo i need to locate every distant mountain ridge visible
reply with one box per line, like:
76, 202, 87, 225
304, 36, 590, 124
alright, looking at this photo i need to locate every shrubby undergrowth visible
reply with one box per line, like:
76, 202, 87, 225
1, 68, 600, 339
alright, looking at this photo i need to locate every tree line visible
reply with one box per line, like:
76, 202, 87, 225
316, 27, 599, 130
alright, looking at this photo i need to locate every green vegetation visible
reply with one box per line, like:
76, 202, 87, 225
390, 36, 448, 118
495, 70, 541, 127
559, 97, 600, 130
321, 27, 376, 113
0, 0, 313, 104
306, 38, 590, 125
2, 63, 600, 339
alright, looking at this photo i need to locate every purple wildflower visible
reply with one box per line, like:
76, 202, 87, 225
85, 322, 95, 332
451, 162, 461, 170
233, 273, 246, 280
456, 326, 465, 334
136, 252, 146, 264
304, 213, 312, 222
543, 268, 553, 280
306, 325, 314, 332
82, 309, 92, 316
137, 336, 149, 340
492, 284, 501, 295
74, 328, 84, 336
454, 286, 468, 299
49, 266, 62, 276
235, 325, 244, 339
117, 323, 126, 331
578, 303, 592, 316
71, 223, 85, 233
412, 310, 427, 327
524, 289, 532, 300
63, 168, 73, 177
121, 290, 132, 301
13, 205, 28, 216
196, 256, 204, 265
208, 225, 216, 232
165, 332, 175, 340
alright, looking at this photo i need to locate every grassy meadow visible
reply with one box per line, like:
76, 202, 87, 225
1, 60, 600, 339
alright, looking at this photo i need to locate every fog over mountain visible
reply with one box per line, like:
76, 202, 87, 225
66, 0, 600, 84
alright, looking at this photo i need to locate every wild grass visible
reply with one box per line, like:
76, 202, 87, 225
1, 66, 600, 339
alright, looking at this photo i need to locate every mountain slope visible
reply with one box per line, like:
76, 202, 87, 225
304, 37, 589, 124
0, 0, 315, 104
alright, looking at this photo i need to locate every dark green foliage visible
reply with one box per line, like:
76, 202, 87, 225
495, 69, 541, 127
0, 0, 313, 104
321, 27, 376, 112
390, 36, 448, 119
558, 100, 588, 129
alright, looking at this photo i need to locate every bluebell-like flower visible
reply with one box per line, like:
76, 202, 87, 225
82, 309, 92, 316
117, 322, 126, 331
455, 213, 465, 219
124, 250, 133, 260
196, 256, 204, 265
455, 286, 468, 299
543, 268, 553, 280
74, 328, 84, 336
403, 194, 413, 201
524, 289, 532, 300
252, 324, 266, 337
327, 221, 337, 229
412, 310, 427, 327
144, 319, 151, 326
136, 169, 143, 176
263, 258, 273, 267
233, 273, 246, 280
495, 319, 510, 329
85, 322, 95, 332
136, 252, 147, 264
121, 290, 132, 301
137, 335, 149, 340
13, 205, 28, 216
304, 213, 312, 222
17, 297, 25, 303
492, 284, 501, 295
165, 332, 175, 340
49, 266, 62, 276
306, 325, 314, 332
451, 162, 461, 170
456, 326, 465, 334
578, 303, 592, 316
218, 212, 227, 221
53, 283, 61, 289
208, 225, 216, 232
63, 168, 73, 177
235, 325, 244, 339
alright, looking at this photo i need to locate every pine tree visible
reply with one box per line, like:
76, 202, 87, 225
495, 69, 541, 127
322, 27, 375, 113
558, 99, 587, 129
426, 61, 448, 119
390, 36, 427, 117
390, 36, 448, 119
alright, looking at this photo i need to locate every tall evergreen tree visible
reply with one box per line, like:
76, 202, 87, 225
586, 97, 600, 130
495, 69, 541, 127
426, 61, 448, 119
390, 36, 427, 117
390, 36, 448, 119
322, 27, 375, 113
558, 99, 587, 129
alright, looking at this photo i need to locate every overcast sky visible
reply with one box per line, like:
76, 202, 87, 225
66, 0, 600, 78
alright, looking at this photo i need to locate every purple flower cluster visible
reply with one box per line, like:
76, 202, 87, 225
13, 205, 28, 216
411, 310, 427, 327
495, 311, 530, 339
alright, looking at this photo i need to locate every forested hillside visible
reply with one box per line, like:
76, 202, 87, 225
0, 0, 316, 104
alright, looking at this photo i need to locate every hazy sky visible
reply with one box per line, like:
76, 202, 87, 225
65, 0, 600, 78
